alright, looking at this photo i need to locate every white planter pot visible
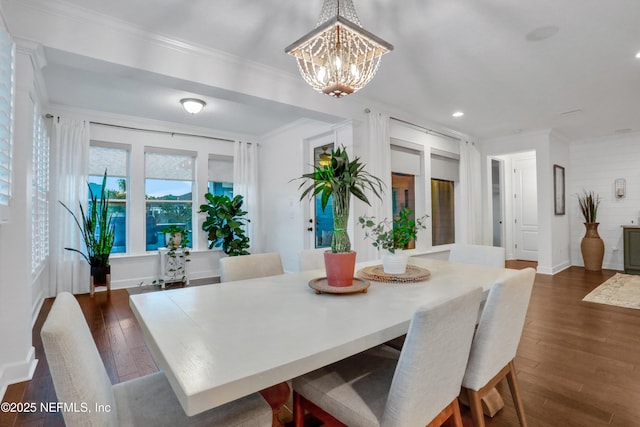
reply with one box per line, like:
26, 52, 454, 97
382, 250, 409, 274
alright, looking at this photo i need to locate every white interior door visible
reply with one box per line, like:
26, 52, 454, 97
513, 156, 538, 261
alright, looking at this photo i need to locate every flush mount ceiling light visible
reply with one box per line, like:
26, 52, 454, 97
452, 111, 464, 118
285, 0, 393, 98
636, 51, 640, 59
180, 98, 206, 114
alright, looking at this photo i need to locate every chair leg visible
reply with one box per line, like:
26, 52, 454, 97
427, 398, 463, 427
451, 398, 464, 427
506, 360, 528, 427
467, 388, 486, 427
293, 391, 346, 427
293, 392, 305, 427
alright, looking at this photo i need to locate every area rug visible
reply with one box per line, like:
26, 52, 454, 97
582, 273, 640, 309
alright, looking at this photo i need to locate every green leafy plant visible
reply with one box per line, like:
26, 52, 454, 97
59, 170, 115, 268
358, 208, 428, 254
295, 146, 384, 253
577, 190, 600, 223
199, 194, 250, 256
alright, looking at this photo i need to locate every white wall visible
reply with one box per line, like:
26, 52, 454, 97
0, 41, 38, 399
549, 131, 571, 272
258, 119, 336, 272
481, 130, 569, 274
569, 132, 640, 270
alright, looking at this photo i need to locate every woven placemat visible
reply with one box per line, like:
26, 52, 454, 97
357, 265, 431, 283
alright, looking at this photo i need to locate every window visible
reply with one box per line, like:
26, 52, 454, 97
430, 149, 459, 246
145, 151, 194, 251
0, 27, 13, 222
208, 156, 233, 198
391, 144, 422, 249
392, 173, 416, 248
32, 108, 49, 273
89, 145, 129, 253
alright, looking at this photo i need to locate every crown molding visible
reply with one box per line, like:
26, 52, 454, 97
12, 0, 303, 87
45, 103, 257, 143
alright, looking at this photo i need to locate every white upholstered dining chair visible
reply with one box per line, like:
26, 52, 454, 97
293, 287, 483, 427
41, 292, 272, 427
298, 248, 326, 271
219, 252, 284, 282
462, 267, 536, 427
448, 244, 506, 268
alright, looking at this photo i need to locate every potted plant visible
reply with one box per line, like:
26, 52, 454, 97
577, 190, 604, 271
162, 224, 191, 284
359, 208, 428, 274
296, 145, 384, 287
162, 224, 187, 248
199, 193, 251, 256
59, 170, 116, 296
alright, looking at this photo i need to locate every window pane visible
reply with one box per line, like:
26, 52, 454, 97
89, 145, 128, 254
314, 144, 334, 249
208, 156, 233, 198
145, 151, 194, 251
88, 175, 127, 254
145, 202, 192, 251
208, 181, 233, 198
431, 179, 455, 246
392, 173, 416, 249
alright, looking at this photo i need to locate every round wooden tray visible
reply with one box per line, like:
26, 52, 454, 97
308, 277, 370, 294
357, 265, 431, 283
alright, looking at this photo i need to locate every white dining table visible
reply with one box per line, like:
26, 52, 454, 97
129, 257, 517, 417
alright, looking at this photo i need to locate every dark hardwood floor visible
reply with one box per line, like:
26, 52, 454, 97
2, 263, 638, 427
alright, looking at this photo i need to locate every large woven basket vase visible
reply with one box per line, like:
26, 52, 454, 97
581, 222, 604, 271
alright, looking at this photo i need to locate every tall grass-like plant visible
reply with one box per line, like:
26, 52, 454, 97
59, 170, 115, 268
577, 190, 600, 223
296, 146, 384, 253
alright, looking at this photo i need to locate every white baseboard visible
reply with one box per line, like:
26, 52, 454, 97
0, 347, 37, 401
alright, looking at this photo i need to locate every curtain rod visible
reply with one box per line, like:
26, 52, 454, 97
45, 114, 235, 143
389, 116, 462, 142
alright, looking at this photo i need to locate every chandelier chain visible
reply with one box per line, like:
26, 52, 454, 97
316, 0, 362, 26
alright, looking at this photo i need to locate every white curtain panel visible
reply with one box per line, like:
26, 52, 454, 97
49, 118, 90, 295
233, 141, 260, 253
363, 111, 393, 261
459, 141, 483, 244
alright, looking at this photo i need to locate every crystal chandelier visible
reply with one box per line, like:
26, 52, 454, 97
285, 0, 393, 98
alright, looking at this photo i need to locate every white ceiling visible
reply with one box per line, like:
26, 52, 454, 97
32, 0, 640, 140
